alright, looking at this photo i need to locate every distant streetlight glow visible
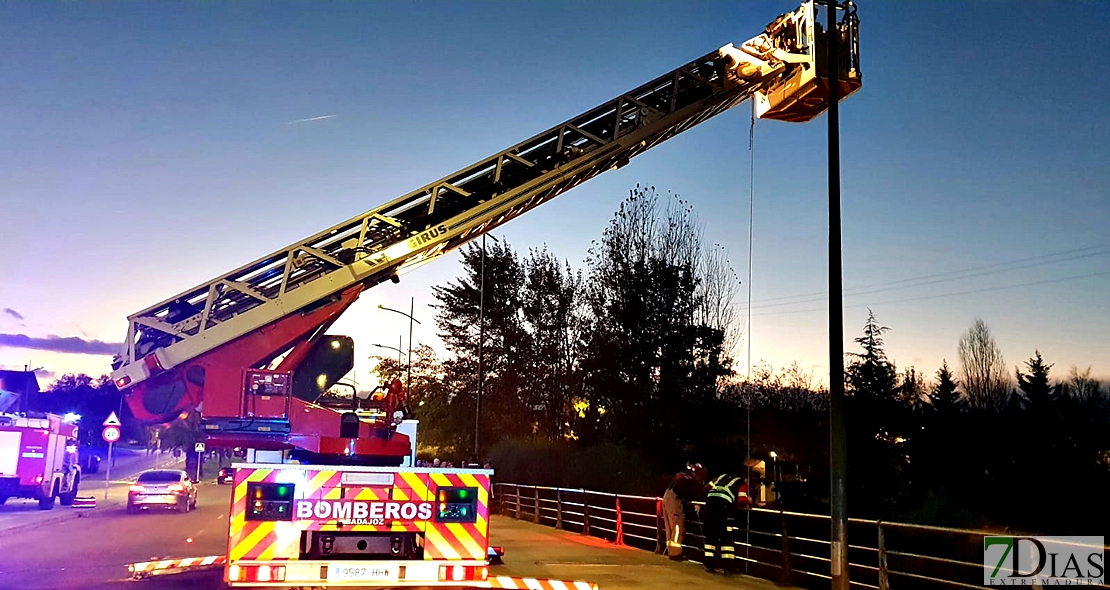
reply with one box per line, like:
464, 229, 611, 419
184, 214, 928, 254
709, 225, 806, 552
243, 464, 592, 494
63, 412, 81, 423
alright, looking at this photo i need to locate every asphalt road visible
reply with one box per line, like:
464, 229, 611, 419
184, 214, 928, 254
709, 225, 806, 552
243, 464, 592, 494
0, 477, 228, 590
0, 478, 778, 590
0, 449, 183, 535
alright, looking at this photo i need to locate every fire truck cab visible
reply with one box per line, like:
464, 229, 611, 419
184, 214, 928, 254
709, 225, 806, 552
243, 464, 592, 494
0, 412, 82, 510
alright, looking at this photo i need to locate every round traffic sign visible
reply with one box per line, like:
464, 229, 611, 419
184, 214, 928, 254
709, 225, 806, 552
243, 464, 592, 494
102, 425, 121, 443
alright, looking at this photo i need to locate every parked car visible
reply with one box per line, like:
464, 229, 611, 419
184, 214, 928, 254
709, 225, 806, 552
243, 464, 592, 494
81, 452, 101, 474
217, 466, 235, 485
127, 469, 198, 513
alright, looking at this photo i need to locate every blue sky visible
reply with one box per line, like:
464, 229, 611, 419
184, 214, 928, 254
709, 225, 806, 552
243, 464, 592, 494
1, 1, 1108, 387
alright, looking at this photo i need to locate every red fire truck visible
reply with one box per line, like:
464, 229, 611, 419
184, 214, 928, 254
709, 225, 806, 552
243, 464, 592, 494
225, 463, 493, 587
0, 412, 82, 510
111, 1, 861, 586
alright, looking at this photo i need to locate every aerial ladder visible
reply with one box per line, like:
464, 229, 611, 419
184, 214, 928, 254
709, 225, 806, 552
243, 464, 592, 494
110, 0, 861, 466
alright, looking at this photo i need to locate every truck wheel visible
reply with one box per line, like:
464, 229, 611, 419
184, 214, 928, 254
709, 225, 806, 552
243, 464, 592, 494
59, 476, 80, 506
38, 482, 59, 510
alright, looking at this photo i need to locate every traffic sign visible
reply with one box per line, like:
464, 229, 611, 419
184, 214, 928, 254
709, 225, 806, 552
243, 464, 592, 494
102, 425, 121, 443
103, 412, 121, 427
195, 442, 206, 453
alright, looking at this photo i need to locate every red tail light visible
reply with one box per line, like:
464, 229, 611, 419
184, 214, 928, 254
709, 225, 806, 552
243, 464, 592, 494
129, 484, 146, 492
115, 376, 131, 388
438, 565, 488, 582
228, 564, 285, 583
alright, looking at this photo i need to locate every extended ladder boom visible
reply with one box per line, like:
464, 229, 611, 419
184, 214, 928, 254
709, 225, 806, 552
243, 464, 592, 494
112, 1, 860, 424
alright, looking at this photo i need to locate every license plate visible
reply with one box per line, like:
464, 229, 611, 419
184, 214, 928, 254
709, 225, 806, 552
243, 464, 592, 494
328, 564, 394, 582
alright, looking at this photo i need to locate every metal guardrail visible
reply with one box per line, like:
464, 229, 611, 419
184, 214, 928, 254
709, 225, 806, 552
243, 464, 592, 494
492, 483, 1109, 590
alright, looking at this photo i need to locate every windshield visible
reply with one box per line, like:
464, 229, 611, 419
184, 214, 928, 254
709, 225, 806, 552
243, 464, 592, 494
137, 471, 182, 483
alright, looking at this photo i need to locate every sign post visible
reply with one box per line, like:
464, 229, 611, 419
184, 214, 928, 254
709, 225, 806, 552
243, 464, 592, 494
102, 412, 122, 501
194, 442, 205, 482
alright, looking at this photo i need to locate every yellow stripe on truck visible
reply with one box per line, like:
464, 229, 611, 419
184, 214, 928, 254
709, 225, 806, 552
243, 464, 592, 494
230, 521, 276, 561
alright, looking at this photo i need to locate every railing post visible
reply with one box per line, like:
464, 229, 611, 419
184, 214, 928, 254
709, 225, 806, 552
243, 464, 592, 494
779, 507, 793, 586
581, 489, 591, 536
878, 521, 889, 590
556, 489, 563, 530
513, 485, 521, 519
533, 486, 541, 524
654, 497, 665, 554
614, 495, 624, 546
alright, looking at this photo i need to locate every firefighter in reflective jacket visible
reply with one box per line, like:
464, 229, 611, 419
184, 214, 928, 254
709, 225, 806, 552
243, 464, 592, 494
662, 462, 706, 559
702, 473, 750, 573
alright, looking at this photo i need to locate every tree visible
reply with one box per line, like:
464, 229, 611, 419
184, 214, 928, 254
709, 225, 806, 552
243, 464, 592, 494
1015, 350, 1058, 413
521, 247, 585, 440
579, 186, 734, 462
957, 318, 1010, 411
432, 239, 534, 452
1060, 365, 1102, 400
897, 366, 927, 408
845, 309, 897, 403
844, 310, 908, 518
927, 360, 965, 414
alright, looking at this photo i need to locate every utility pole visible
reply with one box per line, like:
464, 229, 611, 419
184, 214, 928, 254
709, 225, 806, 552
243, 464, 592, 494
827, 2, 849, 590
475, 234, 486, 460
407, 297, 414, 402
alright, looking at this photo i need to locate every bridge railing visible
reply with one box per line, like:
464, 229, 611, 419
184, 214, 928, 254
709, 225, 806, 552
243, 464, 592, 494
492, 483, 1108, 590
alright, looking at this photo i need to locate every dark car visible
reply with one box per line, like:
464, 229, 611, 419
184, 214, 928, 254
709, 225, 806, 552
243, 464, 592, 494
217, 466, 235, 485
127, 469, 198, 513
81, 453, 101, 474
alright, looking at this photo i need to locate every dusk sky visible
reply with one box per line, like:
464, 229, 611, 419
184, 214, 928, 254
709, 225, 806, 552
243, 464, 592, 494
2, 1, 1108, 389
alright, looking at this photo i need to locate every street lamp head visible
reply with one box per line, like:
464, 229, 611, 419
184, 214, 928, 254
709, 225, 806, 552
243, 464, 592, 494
769, 451, 777, 459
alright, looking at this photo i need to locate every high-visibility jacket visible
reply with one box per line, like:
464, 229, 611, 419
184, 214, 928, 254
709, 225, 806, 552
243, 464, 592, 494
706, 474, 749, 506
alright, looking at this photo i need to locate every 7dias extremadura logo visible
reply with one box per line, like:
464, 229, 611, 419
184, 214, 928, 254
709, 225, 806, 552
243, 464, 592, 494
984, 536, 1105, 586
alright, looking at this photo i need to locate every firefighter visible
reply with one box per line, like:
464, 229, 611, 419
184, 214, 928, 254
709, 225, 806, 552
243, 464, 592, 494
702, 473, 750, 574
662, 462, 706, 559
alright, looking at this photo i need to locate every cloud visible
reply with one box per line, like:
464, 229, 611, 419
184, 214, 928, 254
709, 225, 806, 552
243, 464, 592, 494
2, 308, 24, 321
0, 333, 121, 355
288, 114, 337, 124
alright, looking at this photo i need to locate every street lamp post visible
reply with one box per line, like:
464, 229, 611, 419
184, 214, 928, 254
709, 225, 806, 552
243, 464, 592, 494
378, 299, 421, 401
370, 342, 404, 366
475, 234, 498, 461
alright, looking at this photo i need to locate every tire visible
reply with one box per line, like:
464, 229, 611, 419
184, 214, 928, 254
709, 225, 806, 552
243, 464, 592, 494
177, 499, 189, 513
127, 503, 139, 514
59, 476, 79, 506
38, 482, 59, 510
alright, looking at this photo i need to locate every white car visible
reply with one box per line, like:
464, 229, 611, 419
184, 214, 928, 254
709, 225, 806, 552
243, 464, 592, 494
127, 469, 198, 513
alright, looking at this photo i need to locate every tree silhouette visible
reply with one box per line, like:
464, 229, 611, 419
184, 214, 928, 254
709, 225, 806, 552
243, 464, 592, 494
958, 319, 1010, 411
927, 360, 964, 415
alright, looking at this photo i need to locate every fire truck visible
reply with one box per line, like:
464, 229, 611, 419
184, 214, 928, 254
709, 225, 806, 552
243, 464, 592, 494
0, 412, 82, 510
110, 1, 861, 586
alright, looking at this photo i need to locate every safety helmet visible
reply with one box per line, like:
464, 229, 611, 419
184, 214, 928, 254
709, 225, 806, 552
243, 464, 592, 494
687, 462, 707, 482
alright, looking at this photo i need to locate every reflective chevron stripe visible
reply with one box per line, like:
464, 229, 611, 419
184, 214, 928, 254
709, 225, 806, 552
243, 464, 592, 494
127, 555, 225, 578
485, 576, 600, 590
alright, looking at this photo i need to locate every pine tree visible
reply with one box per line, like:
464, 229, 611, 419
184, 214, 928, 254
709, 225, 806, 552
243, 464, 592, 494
929, 360, 965, 414
845, 309, 898, 403
1015, 350, 1057, 413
